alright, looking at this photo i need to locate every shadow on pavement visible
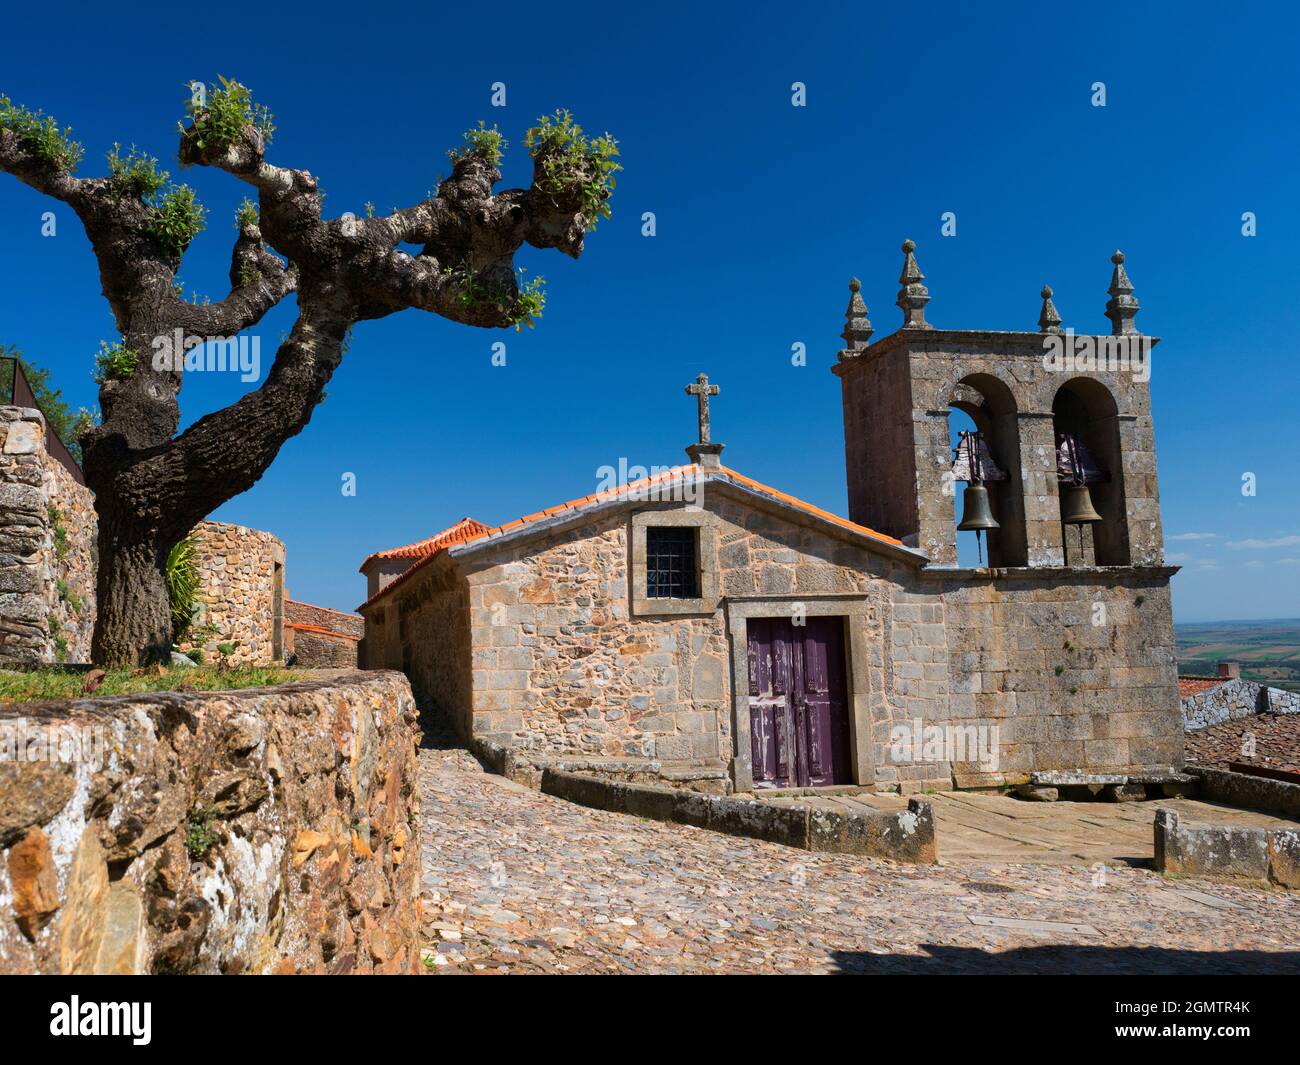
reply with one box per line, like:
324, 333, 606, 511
831, 944, 1300, 974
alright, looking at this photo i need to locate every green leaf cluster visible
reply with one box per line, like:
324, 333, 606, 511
165, 535, 202, 641
0, 94, 83, 171
449, 121, 506, 166
183, 76, 276, 154
93, 340, 139, 384
147, 184, 206, 256
525, 110, 620, 229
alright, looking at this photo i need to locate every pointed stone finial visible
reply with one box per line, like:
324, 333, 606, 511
1038, 284, 1062, 333
838, 276, 873, 358
1104, 249, 1140, 336
896, 239, 932, 329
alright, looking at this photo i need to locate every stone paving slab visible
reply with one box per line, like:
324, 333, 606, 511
419, 744, 1300, 974
838, 790, 1297, 865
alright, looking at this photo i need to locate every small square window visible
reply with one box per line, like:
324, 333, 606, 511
646, 526, 698, 599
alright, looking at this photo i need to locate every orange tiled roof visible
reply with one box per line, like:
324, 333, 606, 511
358, 517, 491, 571
285, 622, 362, 641
1178, 676, 1224, 698
357, 464, 905, 612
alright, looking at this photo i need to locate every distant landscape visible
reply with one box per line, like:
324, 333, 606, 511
1176, 618, 1300, 692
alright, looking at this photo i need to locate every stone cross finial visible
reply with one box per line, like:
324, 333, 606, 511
839, 277, 874, 358
1104, 249, 1140, 336
896, 239, 932, 329
685, 373, 720, 444
684, 373, 724, 468
1038, 284, 1063, 333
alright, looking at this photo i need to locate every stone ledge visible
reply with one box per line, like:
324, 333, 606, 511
537, 767, 937, 863
1154, 808, 1299, 889
1030, 769, 1188, 786
470, 737, 730, 794
1186, 765, 1300, 819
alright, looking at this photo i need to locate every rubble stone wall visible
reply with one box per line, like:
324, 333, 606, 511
286, 625, 360, 668
0, 406, 96, 666
1182, 678, 1300, 732
0, 671, 420, 974
177, 521, 285, 666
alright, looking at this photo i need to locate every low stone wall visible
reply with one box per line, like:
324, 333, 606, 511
286, 599, 363, 639
471, 736, 730, 794
0, 670, 420, 974
284, 600, 362, 669
539, 766, 937, 863
1154, 808, 1299, 889
1182, 677, 1300, 731
0, 406, 96, 666
286, 624, 360, 668
1186, 765, 1300, 818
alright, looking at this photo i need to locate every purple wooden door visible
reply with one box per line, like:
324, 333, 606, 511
747, 616, 851, 788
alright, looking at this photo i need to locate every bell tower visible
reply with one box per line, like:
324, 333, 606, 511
833, 242, 1164, 570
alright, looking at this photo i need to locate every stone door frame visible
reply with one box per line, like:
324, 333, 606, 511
725, 596, 873, 793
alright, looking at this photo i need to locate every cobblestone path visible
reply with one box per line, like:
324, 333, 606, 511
418, 744, 1300, 975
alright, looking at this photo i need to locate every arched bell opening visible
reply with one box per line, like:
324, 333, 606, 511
1052, 377, 1129, 566
946, 373, 1027, 567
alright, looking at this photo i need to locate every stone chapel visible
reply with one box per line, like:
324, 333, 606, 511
359, 242, 1180, 794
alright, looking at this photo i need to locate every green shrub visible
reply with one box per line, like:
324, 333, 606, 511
0, 95, 83, 171
183, 76, 275, 154
185, 809, 218, 859
106, 143, 169, 199
165, 535, 201, 641
449, 121, 506, 166
147, 184, 206, 255
524, 110, 620, 229
93, 340, 139, 384
234, 198, 259, 229
47, 504, 69, 561
512, 270, 547, 331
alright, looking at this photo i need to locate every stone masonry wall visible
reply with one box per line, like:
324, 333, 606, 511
362, 487, 1180, 788
374, 554, 475, 740
286, 625, 360, 669
178, 520, 285, 666
0, 406, 96, 666
924, 571, 1181, 787
0, 671, 420, 974
463, 514, 731, 761
1182, 678, 1300, 731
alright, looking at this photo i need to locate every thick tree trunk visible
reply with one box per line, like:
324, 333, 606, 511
84, 307, 348, 667
90, 520, 172, 668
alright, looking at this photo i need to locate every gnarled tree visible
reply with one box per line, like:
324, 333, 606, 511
0, 83, 618, 666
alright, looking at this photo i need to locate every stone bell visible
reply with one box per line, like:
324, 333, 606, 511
957, 483, 1000, 532
1060, 482, 1103, 526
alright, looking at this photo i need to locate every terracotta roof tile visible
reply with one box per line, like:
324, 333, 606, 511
1178, 676, 1224, 698
356, 464, 903, 612
358, 517, 490, 571
285, 622, 362, 641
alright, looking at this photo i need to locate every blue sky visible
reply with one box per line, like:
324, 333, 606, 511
1, 1, 1296, 621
